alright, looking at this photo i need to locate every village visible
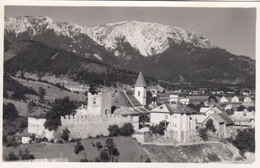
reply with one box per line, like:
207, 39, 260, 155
0, 71, 247, 161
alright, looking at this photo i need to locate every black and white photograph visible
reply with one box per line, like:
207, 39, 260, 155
1, 1, 258, 165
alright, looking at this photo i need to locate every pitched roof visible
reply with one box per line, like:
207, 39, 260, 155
114, 106, 139, 115
211, 113, 233, 125
135, 71, 146, 87
117, 91, 148, 114
150, 103, 198, 115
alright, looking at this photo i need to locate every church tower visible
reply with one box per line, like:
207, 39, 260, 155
134, 71, 147, 106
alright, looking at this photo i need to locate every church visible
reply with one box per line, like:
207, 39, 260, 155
59, 72, 149, 139
28, 72, 149, 140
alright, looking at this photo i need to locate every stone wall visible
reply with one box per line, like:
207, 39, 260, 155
61, 114, 139, 139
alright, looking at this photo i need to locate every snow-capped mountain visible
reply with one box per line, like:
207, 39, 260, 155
5, 16, 213, 57
86, 20, 214, 57
4, 16, 255, 86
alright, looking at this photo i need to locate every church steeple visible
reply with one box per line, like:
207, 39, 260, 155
135, 71, 147, 87
134, 71, 146, 106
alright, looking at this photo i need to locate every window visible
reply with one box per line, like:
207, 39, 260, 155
165, 115, 168, 119
138, 91, 140, 96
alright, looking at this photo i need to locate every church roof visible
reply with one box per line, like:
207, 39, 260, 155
116, 91, 149, 114
135, 71, 147, 87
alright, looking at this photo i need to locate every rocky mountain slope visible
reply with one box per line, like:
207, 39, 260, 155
4, 16, 255, 86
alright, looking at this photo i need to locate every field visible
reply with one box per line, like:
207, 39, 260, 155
12, 77, 87, 102
3, 99, 28, 117
3, 136, 149, 162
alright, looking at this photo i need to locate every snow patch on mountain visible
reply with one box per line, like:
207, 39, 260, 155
85, 20, 213, 56
5, 16, 214, 57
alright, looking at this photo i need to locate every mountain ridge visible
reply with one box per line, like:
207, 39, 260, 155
4, 16, 255, 86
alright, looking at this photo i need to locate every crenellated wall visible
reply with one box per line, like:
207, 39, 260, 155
60, 114, 139, 139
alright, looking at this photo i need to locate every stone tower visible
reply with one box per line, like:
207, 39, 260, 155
134, 71, 147, 106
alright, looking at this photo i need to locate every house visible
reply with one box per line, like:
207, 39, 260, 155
231, 96, 239, 103
232, 110, 255, 128
195, 106, 232, 125
150, 103, 198, 143
179, 98, 190, 105
244, 97, 253, 103
164, 103, 198, 143
21, 137, 31, 144
169, 95, 178, 103
150, 104, 172, 125
220, 96, 229, 103
202, 113, 233, 138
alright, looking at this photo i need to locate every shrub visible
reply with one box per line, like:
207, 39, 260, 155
150, 121, 167, 135
108, 124, 120, 137
74, 141, 84, 154
91, 142, 95, 147
21, 148, 34, 160
120, 123, 134, 136
232, 129, 255, 154
57, 140, 64, 144
3, 103, 19, 121
96, 142, 103, 151
207, 153, 221, 162
70, 138, 76, 142
100, 149, 109, 162
61, 128, 70, 142
199, 128, 208, 141
237, 105, 246, 111
206, 119, 216, 132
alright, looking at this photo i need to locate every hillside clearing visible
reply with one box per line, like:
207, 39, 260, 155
12, 77, 87, 102
3, 99, 28, 116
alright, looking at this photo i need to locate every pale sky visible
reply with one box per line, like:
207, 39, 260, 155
5, 6, 256, 59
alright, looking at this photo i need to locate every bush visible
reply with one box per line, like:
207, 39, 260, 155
237, 105, 246, 111
100, 149, 109, 162
120, 123, 134, 136
3, 103, 19, 121
232, 129, 255, 154
21, 148, 34, 160
199, 128, 208, 141
61, 128, 70, 142
108, 124, 120, 137
74, 141, 84, 154
206, 119, 216, 132
207, 153, 221, 162
150, 121, 167, 135
96, 142, 103, 151
57, 140, 64, 144
70, 138, 76, 142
